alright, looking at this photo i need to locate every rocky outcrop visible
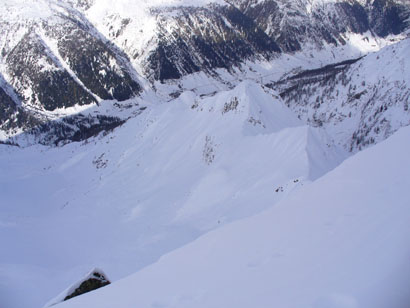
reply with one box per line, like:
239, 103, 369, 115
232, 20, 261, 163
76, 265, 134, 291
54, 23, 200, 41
63, 270, 111, 301
44, 269, 111, 307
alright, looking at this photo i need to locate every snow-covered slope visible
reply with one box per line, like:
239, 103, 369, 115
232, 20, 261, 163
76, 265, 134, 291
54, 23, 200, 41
277, 38, 410, 151
1, 1, 410, 308
0, 81, 345, 308
53, 124, 410, 308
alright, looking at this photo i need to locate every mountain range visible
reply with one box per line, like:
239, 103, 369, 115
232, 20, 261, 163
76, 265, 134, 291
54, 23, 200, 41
0, 1, 410, 308
1, 0, 409, 147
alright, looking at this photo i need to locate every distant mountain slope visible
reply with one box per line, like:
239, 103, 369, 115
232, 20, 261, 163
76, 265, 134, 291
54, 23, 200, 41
85, 0, 410, 79
0, 0, 141, 135
52, 123, 410, 308
232, 0, 410, 51
0, 0, 409, 142
275, 38, 410, 152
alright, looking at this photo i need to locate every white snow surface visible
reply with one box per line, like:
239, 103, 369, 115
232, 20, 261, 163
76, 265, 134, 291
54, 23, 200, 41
0, 1, 408, 306
0, 81, 346, 308
53, 124, 410, 308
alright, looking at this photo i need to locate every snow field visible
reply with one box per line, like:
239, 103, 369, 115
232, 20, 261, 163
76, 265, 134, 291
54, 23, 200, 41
0, 81, 345, 308
54, 124, 410, 308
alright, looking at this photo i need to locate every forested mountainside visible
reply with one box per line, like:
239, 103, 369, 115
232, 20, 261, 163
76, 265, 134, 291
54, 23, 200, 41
0, 0, 409, 146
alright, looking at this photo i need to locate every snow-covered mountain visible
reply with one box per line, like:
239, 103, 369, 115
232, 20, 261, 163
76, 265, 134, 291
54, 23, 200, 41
1, 0, 409, 143
51, 123, 410, 308
1, 1, 410, 308
84, 0, 410, 78
232, 0, 410, 50
1, 81, 346, 308
275, 37, 410, 151
0, 0, 141, 138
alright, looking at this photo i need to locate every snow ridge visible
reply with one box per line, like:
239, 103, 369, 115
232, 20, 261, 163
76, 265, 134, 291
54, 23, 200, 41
50, 123, 410, 308
0, 81, 345, 308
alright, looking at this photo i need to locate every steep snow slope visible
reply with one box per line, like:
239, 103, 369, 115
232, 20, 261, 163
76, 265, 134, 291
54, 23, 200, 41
0, 82, 345, 308
277, 38, 410, 151
53, 124, 410, 308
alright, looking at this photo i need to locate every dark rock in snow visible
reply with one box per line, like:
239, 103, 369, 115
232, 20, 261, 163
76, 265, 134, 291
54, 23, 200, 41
63, 270, 111, 301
